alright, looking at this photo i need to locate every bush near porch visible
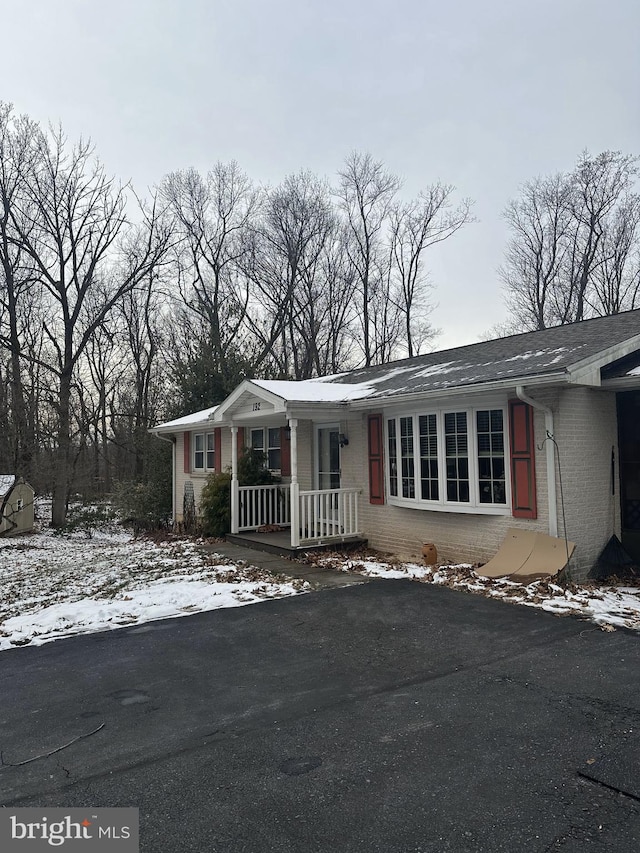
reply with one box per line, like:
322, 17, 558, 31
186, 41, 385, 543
200, 450, 280, 537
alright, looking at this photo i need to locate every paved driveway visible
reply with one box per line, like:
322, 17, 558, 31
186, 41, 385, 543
1, 580, 639, 852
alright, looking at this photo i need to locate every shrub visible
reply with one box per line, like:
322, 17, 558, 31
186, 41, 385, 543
238, 449, 279, 486
111, 478, 173, 533
199, 472, 232, 537
55, 502, 118, 537
198, 450, 280, 537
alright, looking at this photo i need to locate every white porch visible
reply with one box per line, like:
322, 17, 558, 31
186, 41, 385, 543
232, 482, 363, 549
211, 380, 367, 552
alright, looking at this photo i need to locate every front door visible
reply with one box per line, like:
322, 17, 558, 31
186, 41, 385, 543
316, 425, 341, 490
315, 425, 341, 535
617, 391, 640, 560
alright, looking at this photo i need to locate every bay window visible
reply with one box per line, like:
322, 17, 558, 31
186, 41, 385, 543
386, 407, 508, 512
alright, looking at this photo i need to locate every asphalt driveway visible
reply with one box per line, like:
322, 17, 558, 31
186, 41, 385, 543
1, 580, 639, 852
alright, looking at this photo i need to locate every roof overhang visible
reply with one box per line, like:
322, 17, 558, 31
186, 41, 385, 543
565, 333, 640, 387
150, 406, 218, 435
600, 376, 640, 392
212, 380, 350, 425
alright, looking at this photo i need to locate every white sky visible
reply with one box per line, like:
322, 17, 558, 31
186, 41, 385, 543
3, 0, 639, 348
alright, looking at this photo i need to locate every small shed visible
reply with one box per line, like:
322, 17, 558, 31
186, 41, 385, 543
0, 475, 35, 535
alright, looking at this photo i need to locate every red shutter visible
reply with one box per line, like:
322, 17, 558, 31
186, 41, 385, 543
237, 427, 245, 457
509, 399, 537, 519
214, 428, 222, 473
368, 414, 385, 505
183, 432, 190, 473
280, 427, 291, 476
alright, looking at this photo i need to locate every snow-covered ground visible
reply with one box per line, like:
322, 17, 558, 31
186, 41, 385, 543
327, 556, 640, 632
2, 506, 640, 653
0, 524, 308, 652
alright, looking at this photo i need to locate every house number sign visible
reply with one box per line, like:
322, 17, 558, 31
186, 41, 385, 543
252, 402, 261, 411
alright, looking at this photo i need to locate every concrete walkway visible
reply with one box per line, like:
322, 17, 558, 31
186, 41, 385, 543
202, 540, 375, 589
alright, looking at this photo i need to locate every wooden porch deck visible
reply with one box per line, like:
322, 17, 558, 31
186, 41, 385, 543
226, 529, 367, 558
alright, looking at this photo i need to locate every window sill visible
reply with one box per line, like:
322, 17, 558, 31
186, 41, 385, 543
387, 496, 511, 516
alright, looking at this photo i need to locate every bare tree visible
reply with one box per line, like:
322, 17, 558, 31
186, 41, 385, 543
390, 185, 473, 356
295, 223, 359, 375
502, 151, 639, 330
0, 103, 42, 478
245, 171, 335, 378
337, 152, 401, 366
501, 173, 573, 330
9, 126, 171, 525
589, 192, 640, 316
161, 162, 258, 386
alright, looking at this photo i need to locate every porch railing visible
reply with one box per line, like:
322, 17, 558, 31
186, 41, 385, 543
238, 485, 291, 531
298, 488, 360, 544
235, 485, 361, 545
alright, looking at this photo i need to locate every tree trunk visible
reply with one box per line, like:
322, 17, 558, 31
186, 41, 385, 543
51, 370, 72, 527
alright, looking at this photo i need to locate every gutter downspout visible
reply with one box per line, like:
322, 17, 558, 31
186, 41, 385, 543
151, 432, 177, 525
515, 386, 558, 538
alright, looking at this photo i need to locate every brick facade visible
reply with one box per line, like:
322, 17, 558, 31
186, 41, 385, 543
170, 386, 621, 580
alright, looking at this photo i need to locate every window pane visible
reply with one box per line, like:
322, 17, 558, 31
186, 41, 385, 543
419, 414, 438, 501
479, 457, 491, 479
477, 433, 491, 454
206, 433, 215, 469
268, 449, 281, 470
491, 410, 503, 431
268, 428, 281, 449
400, 417, 415, 498
491, 433, 504, 454
388, 420, 398, 497
251, 429, 264, 450
476, 409, 506, 504
267, 428, 281, 470
194, 433, 204, 469
444, 412, 469, 502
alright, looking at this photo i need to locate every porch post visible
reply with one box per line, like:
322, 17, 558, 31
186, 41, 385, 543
230, 426, 239, 535
289, 418, 300, 547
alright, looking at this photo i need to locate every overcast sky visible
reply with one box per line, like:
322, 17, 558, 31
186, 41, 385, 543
3, 0, 639, 348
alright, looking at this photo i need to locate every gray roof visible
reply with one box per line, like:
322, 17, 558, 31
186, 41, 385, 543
327, 310, 640, 399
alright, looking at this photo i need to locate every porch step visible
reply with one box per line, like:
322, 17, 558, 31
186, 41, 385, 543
226, 531, 368, 558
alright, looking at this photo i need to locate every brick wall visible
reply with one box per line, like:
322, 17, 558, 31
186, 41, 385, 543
342, 389, 619, 578
553, 386, 619, 579
170, 390, 620, 579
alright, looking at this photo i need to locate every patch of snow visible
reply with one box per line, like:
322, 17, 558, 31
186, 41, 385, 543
327, 556, 640, 633
412, 361, 460, 379
0, 529, 308, 651
152, 406, 218, 431
251, 379, 374, 402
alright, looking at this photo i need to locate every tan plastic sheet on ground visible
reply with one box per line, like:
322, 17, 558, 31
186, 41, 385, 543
477, 527, 575, 581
